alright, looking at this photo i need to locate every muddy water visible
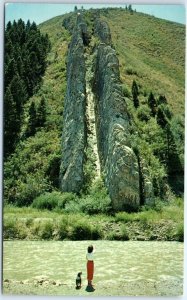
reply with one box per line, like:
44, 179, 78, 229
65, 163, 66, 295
3, 241, 183, 287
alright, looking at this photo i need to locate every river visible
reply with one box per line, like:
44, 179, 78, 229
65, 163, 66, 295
3, 240, 183, 296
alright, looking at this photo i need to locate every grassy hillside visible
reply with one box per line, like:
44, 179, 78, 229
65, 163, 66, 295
4, 8, 185, 214
102, 9, 185, 115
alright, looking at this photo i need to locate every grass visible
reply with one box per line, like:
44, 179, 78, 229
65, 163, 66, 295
116, 197, 183, 224
102, 9, 185, 115
3, 196, 184, 241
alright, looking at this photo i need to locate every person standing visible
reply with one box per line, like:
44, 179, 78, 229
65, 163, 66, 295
86, 245, 94, 287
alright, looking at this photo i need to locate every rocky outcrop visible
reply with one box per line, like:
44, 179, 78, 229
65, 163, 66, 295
60, 12, 153, 210
94, 18, 111, 45
59, 15, 87, 193
93, 43, 140, 210
62, 15, 76, 33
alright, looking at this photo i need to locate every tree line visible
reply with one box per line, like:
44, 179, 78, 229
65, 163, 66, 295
131, 79, 183, 195
4, 19, 51, 157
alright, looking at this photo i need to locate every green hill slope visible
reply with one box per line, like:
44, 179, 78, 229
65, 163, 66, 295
4, 8, 185, 209
102, 9, 185, 115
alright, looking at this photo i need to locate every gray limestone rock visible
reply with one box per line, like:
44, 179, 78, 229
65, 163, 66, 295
94, 18, 111, 45
94, 43, 140, 210
60, 15, 87, 193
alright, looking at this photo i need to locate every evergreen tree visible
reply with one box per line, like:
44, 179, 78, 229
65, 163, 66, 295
157, 106, 168, 129
128, 4, 133, 14
160, 103, 173, 120
4, 87, 18, 156
6, 21, 12, 31
158, 94, 167, 105
4, 19, 50, 157
36, 97, 46, 128
10, 73, 27, 115
17, 18, 26, 44
26, 102, 37, 137
4, 57, 18, 89
148, 92, 157, 117
132, 80, 139, 108
26, 20, 31, 31
165, 125, 183, 175
30, 21, 37, 32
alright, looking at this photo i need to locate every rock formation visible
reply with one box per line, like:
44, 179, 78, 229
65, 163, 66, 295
93, 43, 140, 210
94, 18, 111, 45
60, 12, 153, 210
59, 15, 87, 193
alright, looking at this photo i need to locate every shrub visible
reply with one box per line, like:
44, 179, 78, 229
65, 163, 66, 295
137, 105, 151, 122
63, 179, 112, 215
32, 191, 78, 211
55, 218, 69, 240
31, 221, 41, 237
175, 222, 184, 242
91, 226, 102, 240
122, 84, 131, 98
80, 195, 112, 215
105, 228, 129, 241
4, 218, 18, 239
106, 231, 118, 240
16, 222, 28, 239
39, 221, 54, 240
25, 218, 33, 227
121, 202, 139, 213
115, 212, 134, 223
153, 198, 165, 212
14, 174, 50, 207
80, 179, 112, 215
32, 192, 60, 210
3, 218, 28, 239
165, 224, 175, 241
134, 212, 149, 226
70, 221, 93, 240
120, 225, 129, 240
172, 197, 183, 208
125, 67, 138, 76
4, 131, 60, 206
58, 192, 78, 210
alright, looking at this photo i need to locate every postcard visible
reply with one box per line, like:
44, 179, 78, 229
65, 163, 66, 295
2, 1, 185, 297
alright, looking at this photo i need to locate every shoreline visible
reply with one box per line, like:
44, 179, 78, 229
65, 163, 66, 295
3, 277, 183, 296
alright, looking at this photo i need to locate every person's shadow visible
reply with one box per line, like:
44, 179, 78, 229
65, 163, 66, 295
85, 285, 95, 292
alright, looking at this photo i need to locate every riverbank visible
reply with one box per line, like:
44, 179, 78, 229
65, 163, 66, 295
3, 277, 183, 296
4, 199, 184, 241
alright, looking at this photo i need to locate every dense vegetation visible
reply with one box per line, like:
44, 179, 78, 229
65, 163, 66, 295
4, 196, 183, 241
4, 19, 51, 157
3, 7, 184, 241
